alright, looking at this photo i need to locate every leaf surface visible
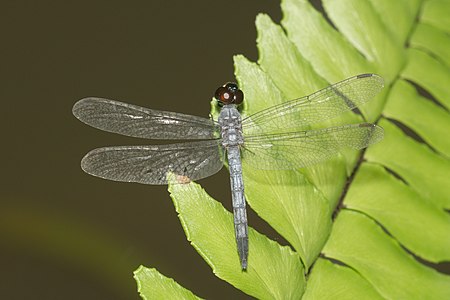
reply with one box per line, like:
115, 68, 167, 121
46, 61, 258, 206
134, 266, 202, 300
168, 180, 306, 299
136, 1, 450, 298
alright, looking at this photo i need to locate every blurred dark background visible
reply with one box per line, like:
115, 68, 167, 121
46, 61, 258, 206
0, 0, 284, 299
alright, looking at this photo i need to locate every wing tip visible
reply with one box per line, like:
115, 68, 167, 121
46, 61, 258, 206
80, 149, 99, 175
356, 73, 374, 79
72, 99, 84, 119
80, 148, 136, 183
356, 73, 384, 88
359, 123, 384, 145
72, 97, 98, 119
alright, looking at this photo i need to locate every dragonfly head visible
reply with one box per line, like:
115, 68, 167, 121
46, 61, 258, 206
214, 82, 244, 106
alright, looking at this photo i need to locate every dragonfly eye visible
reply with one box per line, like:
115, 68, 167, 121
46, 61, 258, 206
214, 86, 234, 104
233, 89, 244, 105
215, 82, 244, 105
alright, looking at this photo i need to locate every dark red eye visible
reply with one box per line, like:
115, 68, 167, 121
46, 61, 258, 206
233, 90, 244, 105
214, 86, 233, 104
214, 82, 244, 105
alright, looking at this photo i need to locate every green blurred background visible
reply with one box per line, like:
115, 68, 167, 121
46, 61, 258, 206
0, 1, 284, 299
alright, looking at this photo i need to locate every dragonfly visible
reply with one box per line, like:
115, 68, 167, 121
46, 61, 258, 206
73, 73, 384, 270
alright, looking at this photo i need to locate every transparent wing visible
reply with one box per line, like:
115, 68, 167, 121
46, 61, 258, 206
73, 97, 219, 140
242, 74, 384, 136
242, 123, 383, 170
80, 140, 224, 184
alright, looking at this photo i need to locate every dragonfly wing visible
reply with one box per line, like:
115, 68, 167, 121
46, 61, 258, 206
242, 123, 383, 170
81, 140, 224, 184
241, 74, 384, 136
73, 97, 219, 139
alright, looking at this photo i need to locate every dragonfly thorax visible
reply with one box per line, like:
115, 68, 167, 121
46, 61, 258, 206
218, 105, 244, 148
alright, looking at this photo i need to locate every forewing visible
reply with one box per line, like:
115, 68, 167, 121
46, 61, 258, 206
242, 74, 384, 136
80, 140, 224, 184
242, 123, 384, 170
73, 97, 219, 139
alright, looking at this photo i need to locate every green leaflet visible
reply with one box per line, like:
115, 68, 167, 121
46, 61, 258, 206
322, 210, 450, 299
136, 0, 450, 298
281, 0, 372, 82
242, 166, 332, 270
345, 163, 450, 262
410, 23, 450, 67
255, 14, 327, 100
421, 0, 450, 32
134, 266, 202, 300
368, 0, 420, 44
303, 258, 384, 300
402, 48, 450, 109
168, 180, 305, 299
366, 119, 450, 209
323, 0, 402, 77
384, 79, 450, 157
